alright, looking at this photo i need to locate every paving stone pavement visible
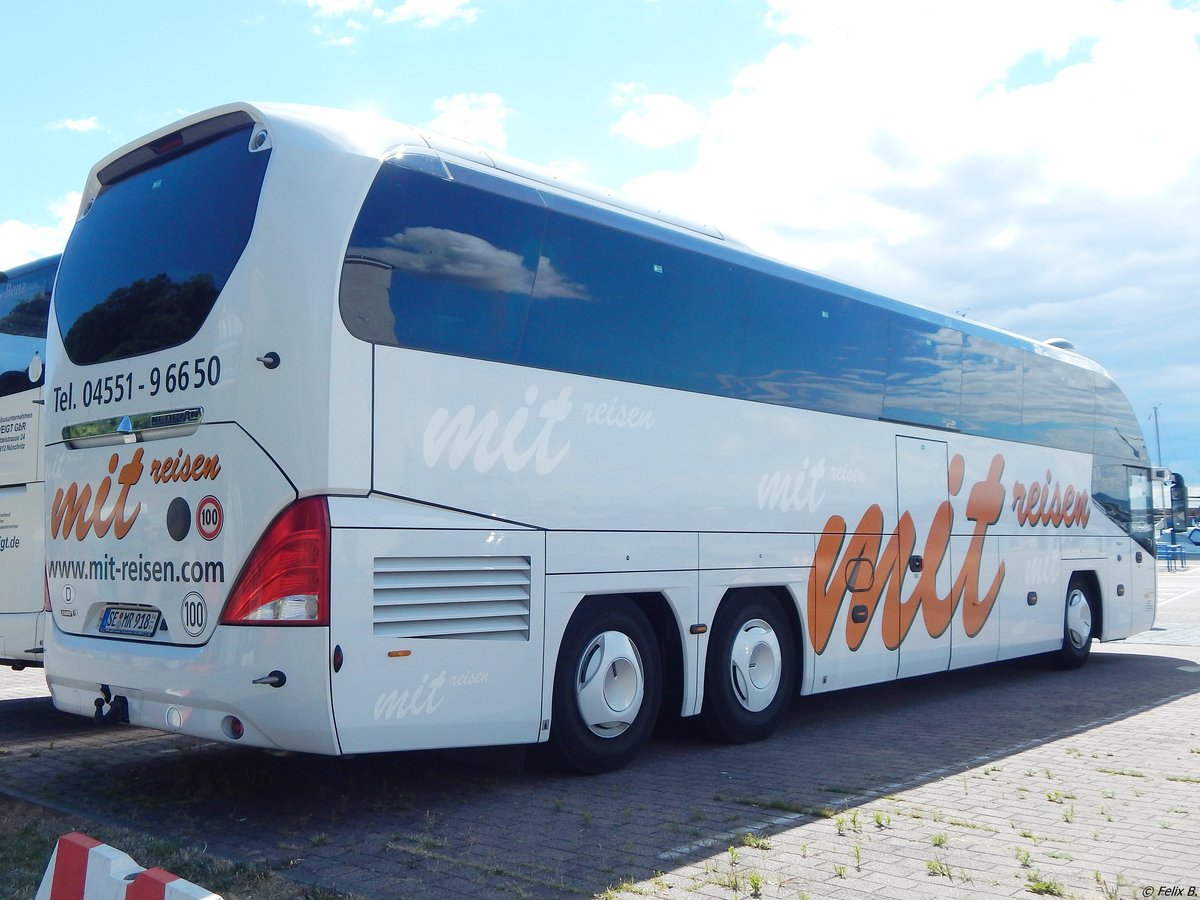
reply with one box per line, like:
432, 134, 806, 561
2, 563, 1199, 899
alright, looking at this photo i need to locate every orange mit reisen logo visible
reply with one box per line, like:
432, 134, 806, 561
50, 449, 145, 541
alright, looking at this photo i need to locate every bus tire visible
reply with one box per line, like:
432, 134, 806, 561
702, 591, 796, 744
548, 598, 662, 774
1053, 577, 1095, 670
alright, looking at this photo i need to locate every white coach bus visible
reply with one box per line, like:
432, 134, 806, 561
0, 254, 55, 669
43, 103, 1155, 772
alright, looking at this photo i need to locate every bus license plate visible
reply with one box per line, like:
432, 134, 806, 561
99, 607, 161, 637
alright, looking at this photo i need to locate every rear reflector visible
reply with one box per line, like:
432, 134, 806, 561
220, 497, 330, 626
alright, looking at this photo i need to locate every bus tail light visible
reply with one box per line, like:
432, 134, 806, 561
221, 497, 330, 626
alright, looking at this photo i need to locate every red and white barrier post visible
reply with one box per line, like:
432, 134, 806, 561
36, 832, 223, 900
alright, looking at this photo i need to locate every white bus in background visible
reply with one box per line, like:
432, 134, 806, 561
0, 253, 55, 670
43, 104, 1155, 772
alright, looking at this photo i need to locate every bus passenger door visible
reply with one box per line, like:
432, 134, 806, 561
1110, 466, 1156, 638
1105, 537, 1133, 638
895, 437, 954, 678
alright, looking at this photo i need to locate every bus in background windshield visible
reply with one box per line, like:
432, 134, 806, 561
42, 104, 1155, 772
0, 253, 55, 669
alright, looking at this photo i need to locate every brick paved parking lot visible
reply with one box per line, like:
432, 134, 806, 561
3, 562, 1199, 899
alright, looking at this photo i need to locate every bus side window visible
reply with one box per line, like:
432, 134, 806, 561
883, 315, 962, 430
1023, 351, 1095, 452
519, 210, 741, 394
961, 337, 1022, 440
341, 164, 546, 364
738, 278, 886, 418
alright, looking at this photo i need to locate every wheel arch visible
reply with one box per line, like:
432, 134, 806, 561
573, 591, 685, 721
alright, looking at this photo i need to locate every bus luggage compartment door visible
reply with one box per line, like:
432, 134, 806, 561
329, 523, 546, 754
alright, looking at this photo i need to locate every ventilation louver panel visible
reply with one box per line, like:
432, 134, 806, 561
373, 556, 531, 640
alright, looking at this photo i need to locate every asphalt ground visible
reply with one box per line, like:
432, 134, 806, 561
3, 563, 1199, 900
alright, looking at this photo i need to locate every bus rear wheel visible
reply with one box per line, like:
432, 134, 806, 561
548, 598, 662, 774
1053, 577, 1095, 670
702, 591, 796, 744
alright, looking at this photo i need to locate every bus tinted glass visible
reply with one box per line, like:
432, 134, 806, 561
961, 337, 1022, 441
883, 316, 962, 429
1023, 351, 1095, 452
1127, 466, 1154, 553
0, 257, 53, 397
54, 126, 270, 365
522, 206, 741, 394
342, 160, 545, 361
1094, 376, 1147, 462
340, 161, 1145, 464
736, 275, 886, 417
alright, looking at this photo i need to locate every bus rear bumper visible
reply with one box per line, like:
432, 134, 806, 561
45, 621, 340, 755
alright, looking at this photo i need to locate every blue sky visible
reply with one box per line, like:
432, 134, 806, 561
4, 0, 1200, 488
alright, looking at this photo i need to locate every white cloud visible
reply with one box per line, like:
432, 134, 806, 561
374, 0, 478, 27
618, 0, 1200, 295
46, 117, 102, 133
609, 83, 706, 149
311, 22, 358, 46
305, 0, 373, 14
0, 192, 79, 271
612, 0, 1200, 476
300, 0, 477, 31
423, 93, 511, 151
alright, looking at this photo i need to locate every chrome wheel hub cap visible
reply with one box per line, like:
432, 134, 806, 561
729, 618, 782, 713
575, 630, 645, 739
1065, 589, 1092, 650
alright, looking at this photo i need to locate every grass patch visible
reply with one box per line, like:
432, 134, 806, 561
739, 832, 771, 851
925, 858, 951, 878
1025, 872, 1066, 896
726, 796, 834, 818
597, 878, 645, 898
945, 817, 998, 833
0, 797, 344, 900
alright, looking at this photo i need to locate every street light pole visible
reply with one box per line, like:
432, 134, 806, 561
1152, 403, 1163, 468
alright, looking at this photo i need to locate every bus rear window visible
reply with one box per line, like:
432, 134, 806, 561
54, 123, 269, 365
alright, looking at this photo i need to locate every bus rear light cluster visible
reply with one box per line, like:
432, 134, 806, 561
220, 497, 330, 626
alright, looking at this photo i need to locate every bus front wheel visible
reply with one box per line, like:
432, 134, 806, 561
702, 591, 796, 743
1053, 577, 1095, 670
548, 598, 662, 774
